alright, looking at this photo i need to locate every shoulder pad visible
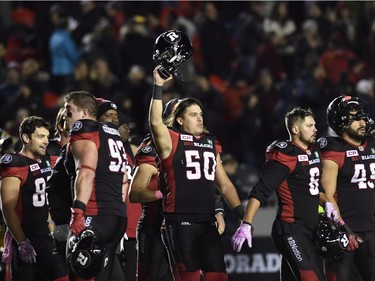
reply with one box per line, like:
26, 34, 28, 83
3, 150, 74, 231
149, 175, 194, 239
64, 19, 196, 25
136, 145, 157, 158
318, 136, 343, 151
70, 119, 99, 134
267, 140, 289, 152
0, 153, 24, 167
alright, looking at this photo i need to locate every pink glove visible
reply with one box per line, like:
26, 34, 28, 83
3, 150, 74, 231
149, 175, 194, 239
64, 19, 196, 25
69, 208, 85, 236
2, 229, 13, 264
18, 239, 37, 263
231, 222, 253, 252
325, 202, 339, 222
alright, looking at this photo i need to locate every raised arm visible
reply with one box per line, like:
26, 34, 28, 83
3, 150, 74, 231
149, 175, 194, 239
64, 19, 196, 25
149, 66, 172, 159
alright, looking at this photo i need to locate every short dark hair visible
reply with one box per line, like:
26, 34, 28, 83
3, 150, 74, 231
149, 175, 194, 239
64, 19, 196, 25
64, 91, 98, 118
285, 107, 315, 133
19, 116, 50, 140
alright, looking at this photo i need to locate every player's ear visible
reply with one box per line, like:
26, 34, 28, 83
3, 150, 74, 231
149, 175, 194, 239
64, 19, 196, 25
81, 108, 89, 119
21, 133, 30, 144
176, 117, 183, 126
291, 126, 298, 135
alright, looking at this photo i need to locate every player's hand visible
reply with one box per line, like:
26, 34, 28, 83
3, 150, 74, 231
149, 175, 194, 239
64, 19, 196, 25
153, 65, 173, 86
324, 202, 339, 222
340, 222, 363, 251
18, 239, 37, 263
215, 212, 225, 235
2, 230, 13, 264
53, 224, 70, 242
231, 222, 253, 252
69, 208, 85, 236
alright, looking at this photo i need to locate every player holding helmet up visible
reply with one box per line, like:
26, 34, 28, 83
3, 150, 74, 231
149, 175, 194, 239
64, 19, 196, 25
149, 30, 244, 281
318, 95, 375, 281
232, 107, 328, 281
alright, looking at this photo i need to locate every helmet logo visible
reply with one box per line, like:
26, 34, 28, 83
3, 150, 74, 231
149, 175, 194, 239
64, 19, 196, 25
165, 31, 181, 43
340, 233, 349, 248
76, 251, 91, 267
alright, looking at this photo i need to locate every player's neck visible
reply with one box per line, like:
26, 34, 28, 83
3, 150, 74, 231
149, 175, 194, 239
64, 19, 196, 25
19, 148, 41, 161
342, 135, 362, 147
291, 138, 309, 150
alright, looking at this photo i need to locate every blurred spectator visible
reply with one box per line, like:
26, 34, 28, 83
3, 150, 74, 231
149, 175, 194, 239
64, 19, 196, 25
294, 19, 324, 76
232, 93, 264, 168
89, 57, 121, 100
114, 65, 152, 136
72, 1, 105, 47
263, 2, 297, 77
105, 1, 125, 42
255, 31, 286, 81
119, 15, 155, 75
355, 78, 375, 117
0, 62, 22, 111
236, 1, 266, 80
48, 4, 80, 95
305, 2, 332, 46
253, 69, 281, 144
198, 2, 235, 79
64, 59, 93, 94
365, 19, 375, 76
319, 32, 358, 83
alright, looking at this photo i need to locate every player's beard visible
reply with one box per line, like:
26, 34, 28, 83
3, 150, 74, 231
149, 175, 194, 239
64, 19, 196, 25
346, 126, 365, 143
300, 132, 316, 146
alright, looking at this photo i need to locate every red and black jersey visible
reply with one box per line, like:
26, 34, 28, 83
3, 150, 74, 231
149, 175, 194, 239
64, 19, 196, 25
319, 136, 375, 232
134, 137, 163, 227
161, 128, 221, 222
65, 119, 127, 217
124, 140, 142, 238
0, 153, 52, 236
47, 138, 64, 168
251, 140, 322, 229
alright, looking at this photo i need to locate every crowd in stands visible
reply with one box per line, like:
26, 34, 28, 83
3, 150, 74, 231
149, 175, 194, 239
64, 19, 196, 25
0, 1, 375, 172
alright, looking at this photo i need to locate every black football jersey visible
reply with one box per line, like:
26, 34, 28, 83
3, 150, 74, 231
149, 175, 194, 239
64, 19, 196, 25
0, 153, 52, 236
48, 144, 72, 225
65, 119, 127, 217
265, 140, 322, 228
47, 138, 63, 168
319, 136, 375, 232
135, 140, 163, 226
161, 128, 222, 221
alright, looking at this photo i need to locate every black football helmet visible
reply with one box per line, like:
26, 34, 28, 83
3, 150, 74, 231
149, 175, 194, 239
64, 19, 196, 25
314, 213, 349, 260
327, 95, 371, 135
67, 227, 108, 279
153, 30, 194, 79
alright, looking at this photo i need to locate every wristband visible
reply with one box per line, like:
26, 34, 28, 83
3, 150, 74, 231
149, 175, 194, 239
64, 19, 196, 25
152, 85, 163, 100
155, 190, 163, 200
243, 221, 253, 227
233, 205, 245, 219
72, 200, 86, 212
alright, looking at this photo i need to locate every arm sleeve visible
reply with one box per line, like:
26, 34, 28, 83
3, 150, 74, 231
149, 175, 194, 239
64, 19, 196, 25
249, 160, 290, 205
